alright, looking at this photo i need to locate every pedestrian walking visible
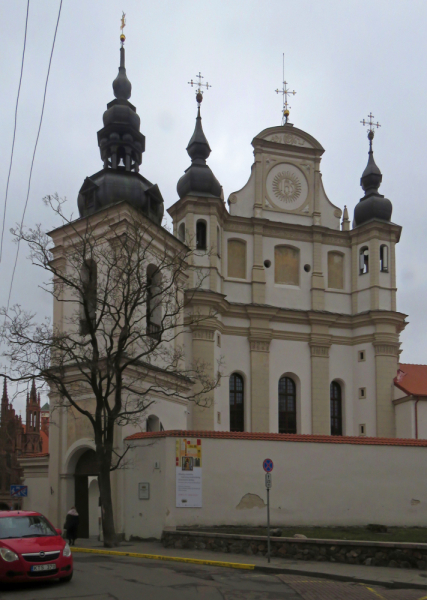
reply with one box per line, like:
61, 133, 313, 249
64, 507, 79, 546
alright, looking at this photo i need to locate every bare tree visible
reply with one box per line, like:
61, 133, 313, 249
0, 194, 220, 547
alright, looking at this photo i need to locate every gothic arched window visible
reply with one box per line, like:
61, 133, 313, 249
330, 381, 343, 436
229, 373, 244, 432
278, 376, 297, 433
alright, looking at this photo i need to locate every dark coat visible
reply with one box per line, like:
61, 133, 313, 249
64, 513, 79, 538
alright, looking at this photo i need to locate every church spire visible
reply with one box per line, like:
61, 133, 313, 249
177, 74, 222, 199
354, 113, 392, 227
112, 13, 132, 101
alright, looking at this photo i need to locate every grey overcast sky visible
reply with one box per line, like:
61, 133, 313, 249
0, 0, 426, 411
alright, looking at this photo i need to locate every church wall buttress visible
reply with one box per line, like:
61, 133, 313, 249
374, 339, 399, 438
191, 327, 216, 430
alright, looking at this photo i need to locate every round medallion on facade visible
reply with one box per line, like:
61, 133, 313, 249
266, 163, 308, 211
272, 171, 301, 203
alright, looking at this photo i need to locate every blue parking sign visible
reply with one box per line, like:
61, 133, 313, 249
10, 485, 28, 498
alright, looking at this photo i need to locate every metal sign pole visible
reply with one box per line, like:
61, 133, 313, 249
267, 487, 271, 563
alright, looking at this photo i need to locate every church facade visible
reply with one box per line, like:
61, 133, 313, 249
21, 37, 418, 536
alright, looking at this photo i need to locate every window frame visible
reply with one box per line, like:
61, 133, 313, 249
274, 245, 300, 286
278, 376, 297, 434
227, 238, 247, 280
359, 246, 369, 275
196, 220, 207, 250
330, 381, 343, 436
380, 244, 389, 273
229, 373, 244, 432
327, 250, 344, 290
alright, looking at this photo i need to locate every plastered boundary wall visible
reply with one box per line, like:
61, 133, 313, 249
124, 432, 427, 539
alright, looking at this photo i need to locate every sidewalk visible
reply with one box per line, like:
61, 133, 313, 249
73, 537, 427, 590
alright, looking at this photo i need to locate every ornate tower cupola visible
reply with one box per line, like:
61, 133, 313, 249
177, 76, 222, 199
354, 114, 392, 227
78, 16, 164, 225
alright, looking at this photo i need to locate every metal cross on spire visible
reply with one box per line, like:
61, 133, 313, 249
120, 12, 126, 46
275, 54, 296, 125
188, 72, 211, 105
361, 112, 381, 150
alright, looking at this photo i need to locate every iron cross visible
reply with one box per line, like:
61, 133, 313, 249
275, 54, 296, 125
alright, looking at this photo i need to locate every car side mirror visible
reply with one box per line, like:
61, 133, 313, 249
56, 528, 62, 536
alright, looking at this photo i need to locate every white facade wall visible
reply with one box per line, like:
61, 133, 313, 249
124, 436, 427, 539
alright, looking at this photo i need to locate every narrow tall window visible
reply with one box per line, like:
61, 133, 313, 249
147, 265, 162, 340
196, 220, 207, 250
80, 259, 97, 335
227, 239, 246, 279
178, 222, 185, 242
229, 373, 244, 432
278, 376, 297, 433
328, 251, 344, 289
275, 246, 300, 285
380, 245, 388, 272
217, 226, 221, 257
330, 381, 343, 436
359, 247, 369, 274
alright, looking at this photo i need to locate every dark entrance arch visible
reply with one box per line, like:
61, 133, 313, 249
74, 449, 98, 538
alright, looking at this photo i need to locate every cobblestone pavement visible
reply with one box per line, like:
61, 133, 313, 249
278, 573, 427, 600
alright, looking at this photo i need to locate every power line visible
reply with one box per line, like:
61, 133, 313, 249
0, 0, 30, 264
6, 0, 63, 312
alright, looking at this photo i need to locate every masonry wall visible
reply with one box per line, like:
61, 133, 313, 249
124, 434, 427, 539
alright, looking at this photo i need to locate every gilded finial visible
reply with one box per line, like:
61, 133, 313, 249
275, 53, 296, 125
120, 11, 126, 44
361, 112, 381, 151
188, 71, 211, 106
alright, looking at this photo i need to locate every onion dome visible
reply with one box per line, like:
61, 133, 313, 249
354, 130, 392, 227
78, 40, 164, 225
177, 101, 222, 199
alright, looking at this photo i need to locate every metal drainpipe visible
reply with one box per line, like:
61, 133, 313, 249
415, 397, 419, 440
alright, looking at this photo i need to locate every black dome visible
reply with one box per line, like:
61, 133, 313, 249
78, 169, 164, 225
177, 106, 222, 199
354, 138, 392, 227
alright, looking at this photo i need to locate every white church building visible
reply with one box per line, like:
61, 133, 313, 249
22, 38, 427, 540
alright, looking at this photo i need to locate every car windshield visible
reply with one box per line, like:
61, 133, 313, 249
0, 516, 56, 539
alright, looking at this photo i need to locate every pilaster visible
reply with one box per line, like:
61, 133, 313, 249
373, 337, 399, 438
252, 222, 266, 304
390, 242, 397, 312
311, 229, 325, 310
370, 237, 380, 310
351, 241, 358, 314
209, 212, 219, 291
191, 326, 216, 430
249, 334, 271, 432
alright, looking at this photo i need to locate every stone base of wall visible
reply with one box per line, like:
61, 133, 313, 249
161, 530, 427, 570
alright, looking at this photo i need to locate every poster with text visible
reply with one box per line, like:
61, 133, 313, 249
175, 438, 202, 508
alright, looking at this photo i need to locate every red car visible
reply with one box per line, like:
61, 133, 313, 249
0, 510, 73, 583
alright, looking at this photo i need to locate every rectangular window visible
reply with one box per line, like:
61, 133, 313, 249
359, 424, 366, 436
227, 239, 246, 279
328, 252, 344, 289
275, 246, 300, 286
358, 350, 366, 362
217, 411, 221, 424
358, 387, 366, 399
217, 333, 221, 347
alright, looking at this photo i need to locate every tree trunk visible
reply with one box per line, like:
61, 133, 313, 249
97, 456, 117, 547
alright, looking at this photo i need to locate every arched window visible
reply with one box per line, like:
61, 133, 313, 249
80, 259, 97, 335
278, 376, 297, 433
229, 373, 244, 432
146, 415, 160, 432
217, 226, 221, 257
380, 245, 388, 272
196, 220, 207, 250
328, 251, 344, 289
178, 222, 185, 242
330, 381, 343, 436
275, 246, 299, 285
147, 264, 162, 340
359, 247, 369, 275
227, 239, 246, 279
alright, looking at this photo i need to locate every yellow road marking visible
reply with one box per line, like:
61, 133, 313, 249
417, 596, 427, 600
71, 547, 255, 570
365, 587, 387, 600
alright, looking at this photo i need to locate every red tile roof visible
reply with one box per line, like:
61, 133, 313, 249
125, 429, 427, 447
394, 363, 427, 397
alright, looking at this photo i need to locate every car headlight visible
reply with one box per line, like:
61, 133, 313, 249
63, 543, 72, 557
0, 547, 19, 562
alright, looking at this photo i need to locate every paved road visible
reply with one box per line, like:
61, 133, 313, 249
0, 553, 426, 600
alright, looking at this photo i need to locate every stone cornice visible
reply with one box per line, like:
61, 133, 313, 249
350, 219, 402, 244
167, 196, 228, 225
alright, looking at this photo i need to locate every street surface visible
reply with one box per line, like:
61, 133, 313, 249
0, 553, 426, 600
